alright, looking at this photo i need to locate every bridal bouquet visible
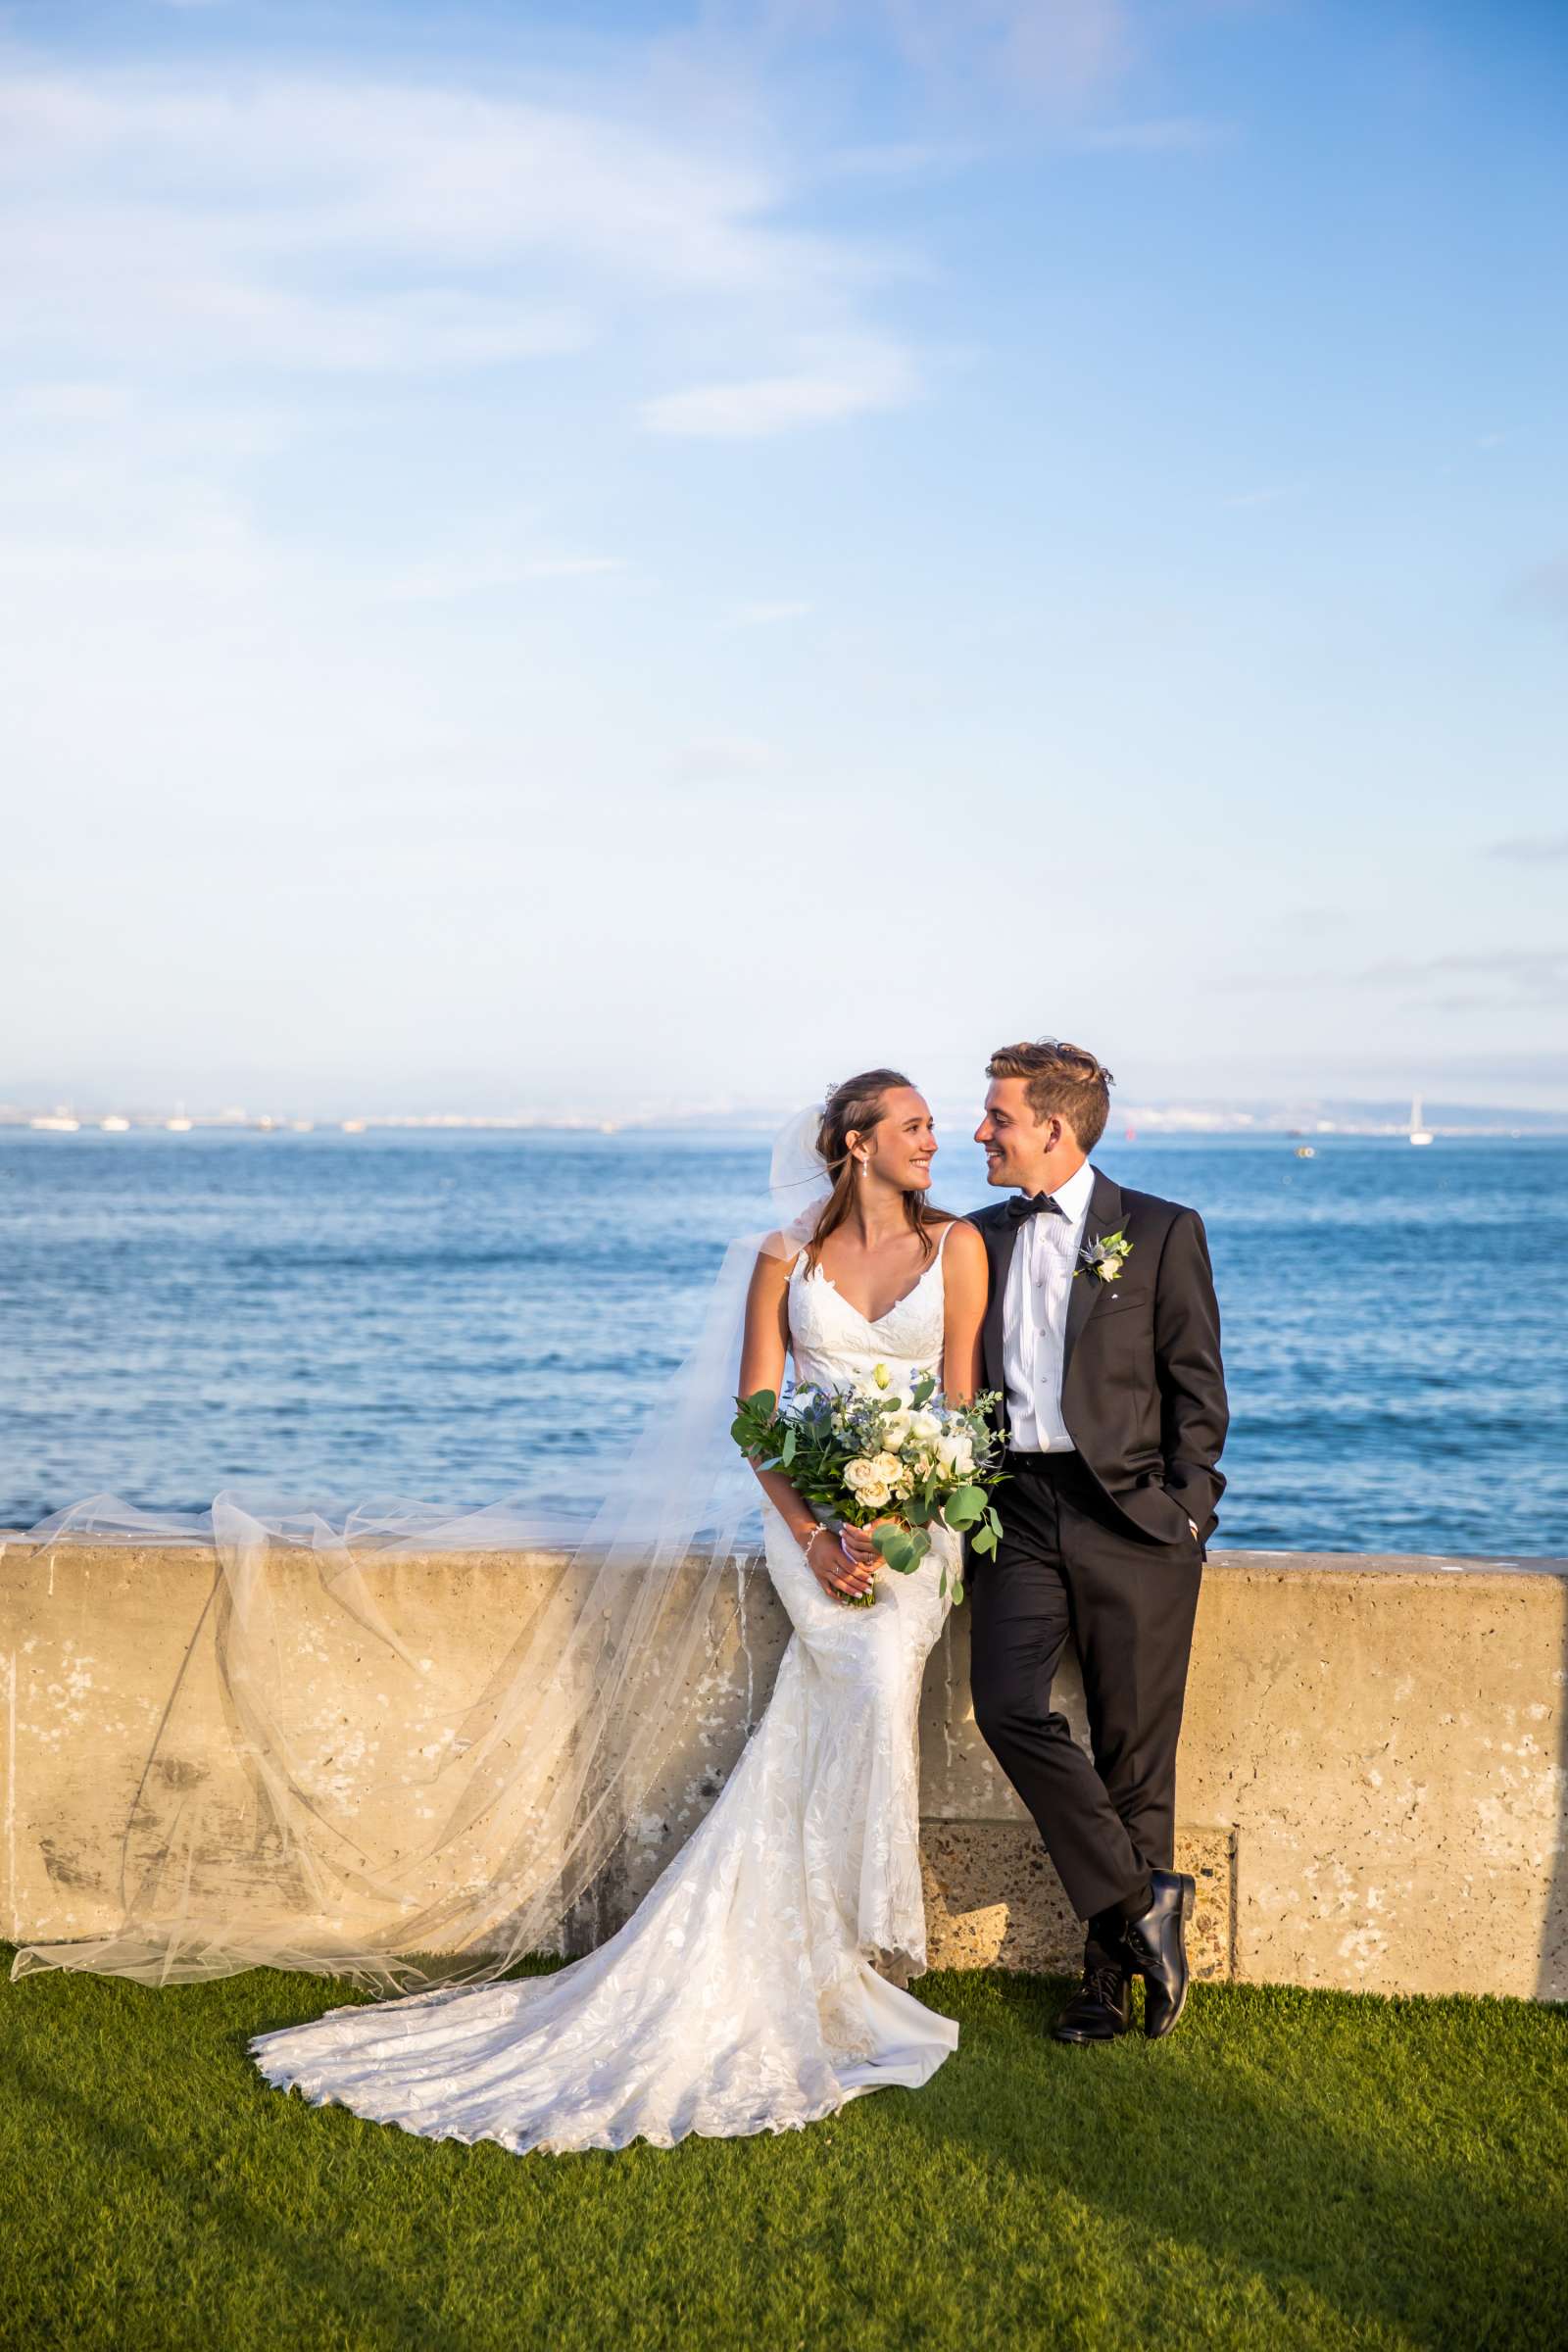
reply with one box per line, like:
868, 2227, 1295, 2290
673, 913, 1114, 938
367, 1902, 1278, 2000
732, 1364, 1005, 1606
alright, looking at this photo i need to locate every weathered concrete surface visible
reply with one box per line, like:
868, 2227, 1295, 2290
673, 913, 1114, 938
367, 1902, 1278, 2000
921, 1824, 1235, 1981
4, 1541, 1565, 1999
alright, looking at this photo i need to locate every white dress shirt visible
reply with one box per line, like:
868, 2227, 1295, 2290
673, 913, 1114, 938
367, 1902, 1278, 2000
1001, 1158, 1096, 1452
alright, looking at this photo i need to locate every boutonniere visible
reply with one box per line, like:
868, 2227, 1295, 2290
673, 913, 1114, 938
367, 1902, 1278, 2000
1076, 1228, 1133, 1284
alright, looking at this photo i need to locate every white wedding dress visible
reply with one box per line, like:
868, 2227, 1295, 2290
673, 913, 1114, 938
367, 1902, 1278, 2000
249, 1232, 961, 2154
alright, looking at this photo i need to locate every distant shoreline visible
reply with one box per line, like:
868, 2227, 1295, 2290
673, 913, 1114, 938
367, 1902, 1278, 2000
4, 1117, 1566, 1142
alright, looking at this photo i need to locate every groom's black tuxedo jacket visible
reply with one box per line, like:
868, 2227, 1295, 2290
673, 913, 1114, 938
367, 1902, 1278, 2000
967, 1169, 1229, 1545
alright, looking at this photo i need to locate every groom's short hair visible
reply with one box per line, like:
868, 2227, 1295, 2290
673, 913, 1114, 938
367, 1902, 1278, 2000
987, 1039, 1113, 1151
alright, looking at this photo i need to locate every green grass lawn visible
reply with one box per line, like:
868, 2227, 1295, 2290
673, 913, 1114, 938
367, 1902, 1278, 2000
3, 1952, 1565, 2352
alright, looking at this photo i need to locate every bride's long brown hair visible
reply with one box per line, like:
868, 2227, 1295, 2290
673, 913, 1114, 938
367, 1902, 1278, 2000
804, 1068, 952, 1272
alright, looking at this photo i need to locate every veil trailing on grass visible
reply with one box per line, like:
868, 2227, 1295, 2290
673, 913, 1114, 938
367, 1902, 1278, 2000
8, 1115, 833, 1993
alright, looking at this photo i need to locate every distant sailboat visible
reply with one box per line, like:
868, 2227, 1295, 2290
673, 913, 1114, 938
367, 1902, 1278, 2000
1408, 1094, 1434, 1147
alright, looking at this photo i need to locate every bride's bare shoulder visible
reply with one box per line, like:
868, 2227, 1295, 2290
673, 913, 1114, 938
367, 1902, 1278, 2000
752, 1234, 803, 1280
933, 1215, 986, 1271
930, 1213, 982, 1250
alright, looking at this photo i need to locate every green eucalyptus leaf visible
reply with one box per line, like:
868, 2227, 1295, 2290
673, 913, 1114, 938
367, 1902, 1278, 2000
943, 1483, 986, 1530
872, 1525, 929, 1576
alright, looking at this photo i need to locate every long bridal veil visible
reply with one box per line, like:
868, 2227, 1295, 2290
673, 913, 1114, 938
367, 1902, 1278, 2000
8, 1115, 833, 1992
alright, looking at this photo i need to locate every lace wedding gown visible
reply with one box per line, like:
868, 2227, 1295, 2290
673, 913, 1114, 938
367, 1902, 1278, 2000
249, 1234, 961, 2153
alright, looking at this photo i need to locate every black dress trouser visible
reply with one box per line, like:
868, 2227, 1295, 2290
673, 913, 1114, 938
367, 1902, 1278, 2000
968, 1451, 1203, 1925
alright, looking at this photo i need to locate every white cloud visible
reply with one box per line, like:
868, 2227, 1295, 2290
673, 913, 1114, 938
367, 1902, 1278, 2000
9, 378, 136, 420
1506, 558, 1568, 623
864, 0, 1136, 105
641, 337, 918, 437
372, 551, 628, 605
1072, 116, 1231, 153
667, 734, 785, 782
0, 59, 915, 405
728, 599, 813, 626
1486, 833, 1568, 864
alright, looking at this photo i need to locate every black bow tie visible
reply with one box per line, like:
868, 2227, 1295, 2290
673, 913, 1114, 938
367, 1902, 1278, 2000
1005, 1191, 1066, 1225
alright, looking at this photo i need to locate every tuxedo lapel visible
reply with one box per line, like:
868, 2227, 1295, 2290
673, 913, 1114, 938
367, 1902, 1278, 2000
975, 1208, 1017, 1401
1062, 1166, 1123, 1384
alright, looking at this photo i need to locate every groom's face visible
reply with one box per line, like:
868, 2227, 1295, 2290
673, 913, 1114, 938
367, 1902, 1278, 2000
976, 1079, 1062, 1191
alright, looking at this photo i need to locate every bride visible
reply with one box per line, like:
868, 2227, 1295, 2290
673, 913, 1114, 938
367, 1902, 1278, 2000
240, 1068, 990, 2153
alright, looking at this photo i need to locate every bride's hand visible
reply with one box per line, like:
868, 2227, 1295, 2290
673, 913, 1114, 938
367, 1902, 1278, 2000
804, 1527, 874, 1601
838, 1523, 879, 1566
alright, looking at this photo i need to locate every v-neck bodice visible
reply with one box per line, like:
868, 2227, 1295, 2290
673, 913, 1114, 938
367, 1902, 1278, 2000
787, 1235, 949, 1391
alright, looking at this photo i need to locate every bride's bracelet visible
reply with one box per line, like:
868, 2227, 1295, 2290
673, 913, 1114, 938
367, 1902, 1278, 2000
800, 1526, 835, 1571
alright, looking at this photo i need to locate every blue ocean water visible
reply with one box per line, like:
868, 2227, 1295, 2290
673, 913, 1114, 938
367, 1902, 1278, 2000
2, 1129, 1564, 1556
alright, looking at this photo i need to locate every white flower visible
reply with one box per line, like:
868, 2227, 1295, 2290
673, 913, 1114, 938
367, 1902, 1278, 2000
1078, 1229, 1133, 1284
845, 1457, 893, 1510
881, 1411, 913, 1452
935, 1433, 975, 1479
846, 1450, 907, 1514
908, 1408, 943, 1445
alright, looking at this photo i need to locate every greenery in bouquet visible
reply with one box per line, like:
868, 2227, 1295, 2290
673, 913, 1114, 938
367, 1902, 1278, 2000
731, 1362, 1006, 1605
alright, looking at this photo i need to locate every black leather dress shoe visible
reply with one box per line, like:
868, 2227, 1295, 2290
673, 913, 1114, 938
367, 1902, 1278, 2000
1124, 1870, 1197, 2038
1051, 1958, 1132, 2044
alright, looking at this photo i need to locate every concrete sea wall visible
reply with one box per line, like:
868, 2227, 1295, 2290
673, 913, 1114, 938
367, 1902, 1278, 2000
4, 1542, 1565, 2001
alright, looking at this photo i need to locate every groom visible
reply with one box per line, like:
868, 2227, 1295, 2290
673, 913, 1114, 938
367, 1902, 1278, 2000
966, 1040, 1228, 2043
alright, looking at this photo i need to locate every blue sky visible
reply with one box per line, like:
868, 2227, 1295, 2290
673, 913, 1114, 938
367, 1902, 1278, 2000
4, 0, 1565, 1118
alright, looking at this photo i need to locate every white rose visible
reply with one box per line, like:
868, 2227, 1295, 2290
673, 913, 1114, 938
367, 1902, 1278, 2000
845, 1457, 893, 1509
1096, 1257, 1118, 1282
881, 1411, 913, 1452
908, 1408, 942, 1445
